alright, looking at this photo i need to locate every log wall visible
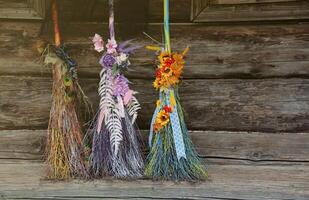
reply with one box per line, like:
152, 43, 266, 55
0, 0, 309, 199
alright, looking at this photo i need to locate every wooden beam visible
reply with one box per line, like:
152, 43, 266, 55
209, 0, 299, 4
1, 23, 309, 79
55, 0, 191, 23
194, 1, 309, 22
0, 76, 309, 131
1, 130, 308, 163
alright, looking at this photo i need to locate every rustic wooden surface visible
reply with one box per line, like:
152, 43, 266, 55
0, 130, 308, 200
0, 159, 308, 200
1, 22, 309, 78
1, 0, 309, 199
1, 130, 309, 162
1, 21, 309, 131
193, 0, 309, 22
1, 76, 309, 131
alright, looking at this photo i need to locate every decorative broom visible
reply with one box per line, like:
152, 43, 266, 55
85, 0, 144, 178
145, 0, 207, 181
37, 0, 91, 179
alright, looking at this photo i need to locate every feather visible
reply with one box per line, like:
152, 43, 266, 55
106, 106, 123, 156
126, 96, 141, 124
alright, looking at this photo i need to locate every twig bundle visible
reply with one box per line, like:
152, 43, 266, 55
38, 0, 91, 179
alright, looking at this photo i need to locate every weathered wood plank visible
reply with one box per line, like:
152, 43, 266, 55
1, 130, 308, 163
0, 21, 42, 37
0, 160, 308, 200
0, 76, 308, 132
1, 23, 309, 78
0, 0, 45, 20
209, 0, 299, 5
0, 130, 45, 160
56, 0, 190, 22
209, 0, 299, 4
195, 1, 309, 22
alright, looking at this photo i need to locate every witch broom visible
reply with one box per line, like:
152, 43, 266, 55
86, 0, 144, 178
145, 0, 208, 181
37, 0, 90, 179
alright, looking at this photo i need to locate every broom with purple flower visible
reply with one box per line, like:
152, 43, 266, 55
85, 0, 144, 178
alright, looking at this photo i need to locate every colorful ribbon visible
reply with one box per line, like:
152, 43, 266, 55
164, 0, 171, 54
149, 93, 162, 147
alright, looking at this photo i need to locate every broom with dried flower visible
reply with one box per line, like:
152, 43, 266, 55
37, 0, 91, 179
145, 0, 207, 181
85, 0, 144, 179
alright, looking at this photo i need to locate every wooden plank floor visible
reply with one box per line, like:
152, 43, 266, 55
0, 130, 308, 200
0, 160, 308, 200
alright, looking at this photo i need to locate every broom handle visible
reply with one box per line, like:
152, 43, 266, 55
109, 0, 115, 41
164, 0, 171, 54
52, 0, 61, 47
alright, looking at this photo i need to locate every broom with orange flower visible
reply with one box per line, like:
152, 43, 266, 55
37, 0, 91, 179
145, 0, 207, 181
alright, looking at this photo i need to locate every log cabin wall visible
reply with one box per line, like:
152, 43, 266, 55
0, 0, 309, 199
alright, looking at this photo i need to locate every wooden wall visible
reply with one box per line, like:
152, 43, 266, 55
0, 0, 309, 199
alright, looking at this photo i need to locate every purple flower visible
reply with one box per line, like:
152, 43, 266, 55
113, 75, 129, 97
100, 54, 116, 68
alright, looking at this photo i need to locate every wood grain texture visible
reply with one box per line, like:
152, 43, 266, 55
1, 130, 308, 163
1, 76, 309, 131
209, 0, 299, 4
194, 0, 309, 22
0, 0, 46, 20
56, 0, 190, 23
1, 23, 309, 79
0, 130, 45, 160
0, 160, 308, 200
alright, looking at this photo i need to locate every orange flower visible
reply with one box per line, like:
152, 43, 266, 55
158, 52, 171, 65
153, 123, 163, 132
170, 53, 184, 78
153, 51, 185, 90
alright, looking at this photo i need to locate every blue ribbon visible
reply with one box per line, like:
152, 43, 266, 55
148, 89, 186, 160
166, 89, 186, 160
149, 92, 162, 148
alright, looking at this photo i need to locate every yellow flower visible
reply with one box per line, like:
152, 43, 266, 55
161, 66, 173, 78
153, 78, 162, 90
158, 52, 171, 64
153, 109, 170, 132
156, 110, 170, 126
153, 52, 185, 90
156, 100, 161, 108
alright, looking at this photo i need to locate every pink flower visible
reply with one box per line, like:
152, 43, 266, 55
123, 90, 133, 105
106, 39, 117, 54
92, 34, 104, 52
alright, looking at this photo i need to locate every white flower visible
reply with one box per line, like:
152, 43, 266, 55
116, 53, 128, 65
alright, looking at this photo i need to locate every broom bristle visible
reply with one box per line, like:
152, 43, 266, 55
47, 129, 70, 179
